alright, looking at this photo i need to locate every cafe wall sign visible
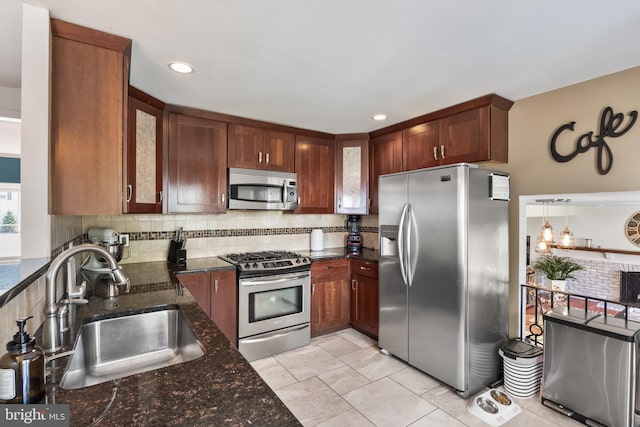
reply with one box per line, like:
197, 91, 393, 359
549, 106, 637, 174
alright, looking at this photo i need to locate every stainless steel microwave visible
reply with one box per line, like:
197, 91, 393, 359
228, 168, 298, 210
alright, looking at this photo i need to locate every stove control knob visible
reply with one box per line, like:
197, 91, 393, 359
244, 263, 251, 269
295, 258, 301, 264
252, 263, 258, 269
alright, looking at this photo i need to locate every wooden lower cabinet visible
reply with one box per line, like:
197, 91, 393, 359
177, 269, 237, 346
310, 259, 350, 337
350, 259, 379, 339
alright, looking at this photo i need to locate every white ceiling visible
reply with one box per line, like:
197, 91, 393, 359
5, 1, 640, 133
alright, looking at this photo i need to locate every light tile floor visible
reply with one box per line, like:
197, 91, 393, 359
251, 328, 582, 427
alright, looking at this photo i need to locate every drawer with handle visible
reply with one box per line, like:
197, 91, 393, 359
311, 258, 350, 276
351, 259, 378, 279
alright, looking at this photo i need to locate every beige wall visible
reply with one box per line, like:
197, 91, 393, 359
488, 65, 640, 334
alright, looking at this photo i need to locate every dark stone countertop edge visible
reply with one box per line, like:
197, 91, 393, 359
0, 257, 51, 308
298, 247, 379, 263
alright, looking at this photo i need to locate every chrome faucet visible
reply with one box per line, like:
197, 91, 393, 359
43, 243, 129, 354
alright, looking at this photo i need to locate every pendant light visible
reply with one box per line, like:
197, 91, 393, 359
535, 202, 551, 253
557, 200, 575, 249
541, 201, 555, 244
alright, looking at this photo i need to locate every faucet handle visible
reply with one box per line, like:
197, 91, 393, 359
68, 280, 86, 299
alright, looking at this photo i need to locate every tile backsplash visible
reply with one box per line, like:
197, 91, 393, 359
82, 212, 380, 263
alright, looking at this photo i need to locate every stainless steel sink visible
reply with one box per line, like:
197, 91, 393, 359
59, 304, 205, 389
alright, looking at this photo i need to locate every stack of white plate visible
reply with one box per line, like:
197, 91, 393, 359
470, 340, 500, 381
499, 347, 543, 398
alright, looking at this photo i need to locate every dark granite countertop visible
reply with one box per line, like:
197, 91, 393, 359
43, 260, 300, 427
297, 247, 379, 263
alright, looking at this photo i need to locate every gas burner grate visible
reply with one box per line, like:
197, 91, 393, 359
220, 250, 303, 265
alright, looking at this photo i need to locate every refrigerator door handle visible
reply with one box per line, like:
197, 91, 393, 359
406, 203, 414, 286
398, 203, 409, 287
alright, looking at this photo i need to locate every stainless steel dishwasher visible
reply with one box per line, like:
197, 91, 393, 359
542, 306, 640, 427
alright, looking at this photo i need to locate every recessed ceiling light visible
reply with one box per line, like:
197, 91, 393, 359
168, 61, 194, 74
372, 114, 387, 121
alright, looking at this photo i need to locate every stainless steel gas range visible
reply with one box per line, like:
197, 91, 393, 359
219, 251, 312, 361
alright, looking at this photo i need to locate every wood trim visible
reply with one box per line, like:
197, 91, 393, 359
335, 133, 370, 141
129, 86, 166, 110
165, 104, 334, 139
552, 245, 640, 256
369, 94, 514, 138
51, 19, 132, 53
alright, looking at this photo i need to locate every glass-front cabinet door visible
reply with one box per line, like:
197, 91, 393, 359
335, 136, 369, 214
125, 87, 164, 213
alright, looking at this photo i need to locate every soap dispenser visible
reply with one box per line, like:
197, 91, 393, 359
0, 316, 45, 403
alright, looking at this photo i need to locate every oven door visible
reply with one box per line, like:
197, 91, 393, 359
238, 271, 310, 339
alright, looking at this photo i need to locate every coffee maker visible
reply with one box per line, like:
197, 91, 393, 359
346, 215, 363, 253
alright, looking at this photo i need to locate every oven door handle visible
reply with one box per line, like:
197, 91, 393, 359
241, 274, 309, 286
240, 324, 309, 344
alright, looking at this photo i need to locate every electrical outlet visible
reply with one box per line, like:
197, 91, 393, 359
120, 234, 130, 247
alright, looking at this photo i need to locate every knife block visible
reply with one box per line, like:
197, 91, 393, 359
168, 240, 186, 264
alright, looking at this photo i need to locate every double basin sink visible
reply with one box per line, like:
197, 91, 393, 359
59, 304, 205, 389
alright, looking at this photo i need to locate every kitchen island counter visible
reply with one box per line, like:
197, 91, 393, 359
43, 260, 300, 427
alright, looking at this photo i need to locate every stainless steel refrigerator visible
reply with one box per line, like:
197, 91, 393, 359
379, 163, 509, 398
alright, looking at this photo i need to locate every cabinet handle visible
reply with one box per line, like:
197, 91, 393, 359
351, 279, 357, 291
325, 266, 334, 270
214, 279, 219, 293
126, 185, 132, 203
158, 191, 163, 202
338, 197, 341, 209
360, 266, 370, 271
297, 197, 301, 206
258, 152, 263, 164
266, 153, 270, 165
440, 145, 445, 159
312, 283, 315, 295
433, 146, 438, 160
221, 193, 226, 204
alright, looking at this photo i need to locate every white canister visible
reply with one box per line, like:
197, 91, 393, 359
310, 229, 324, 251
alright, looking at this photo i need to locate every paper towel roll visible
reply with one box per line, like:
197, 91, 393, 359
310, 229, 324, 251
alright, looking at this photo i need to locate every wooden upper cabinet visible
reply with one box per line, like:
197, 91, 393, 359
403, 121, 439, 171
369, 131, 402, 214
50, 19, 131, 215
439, 105, 507, 164
295, 136, 335, 214
369, 94, 512, 182
402, 104, 509, 171
125, 87, 164, 213
264, 130, 295, 172
166, 113, 227, 213
335, 135, 369, 215
228, 124, 294, 172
